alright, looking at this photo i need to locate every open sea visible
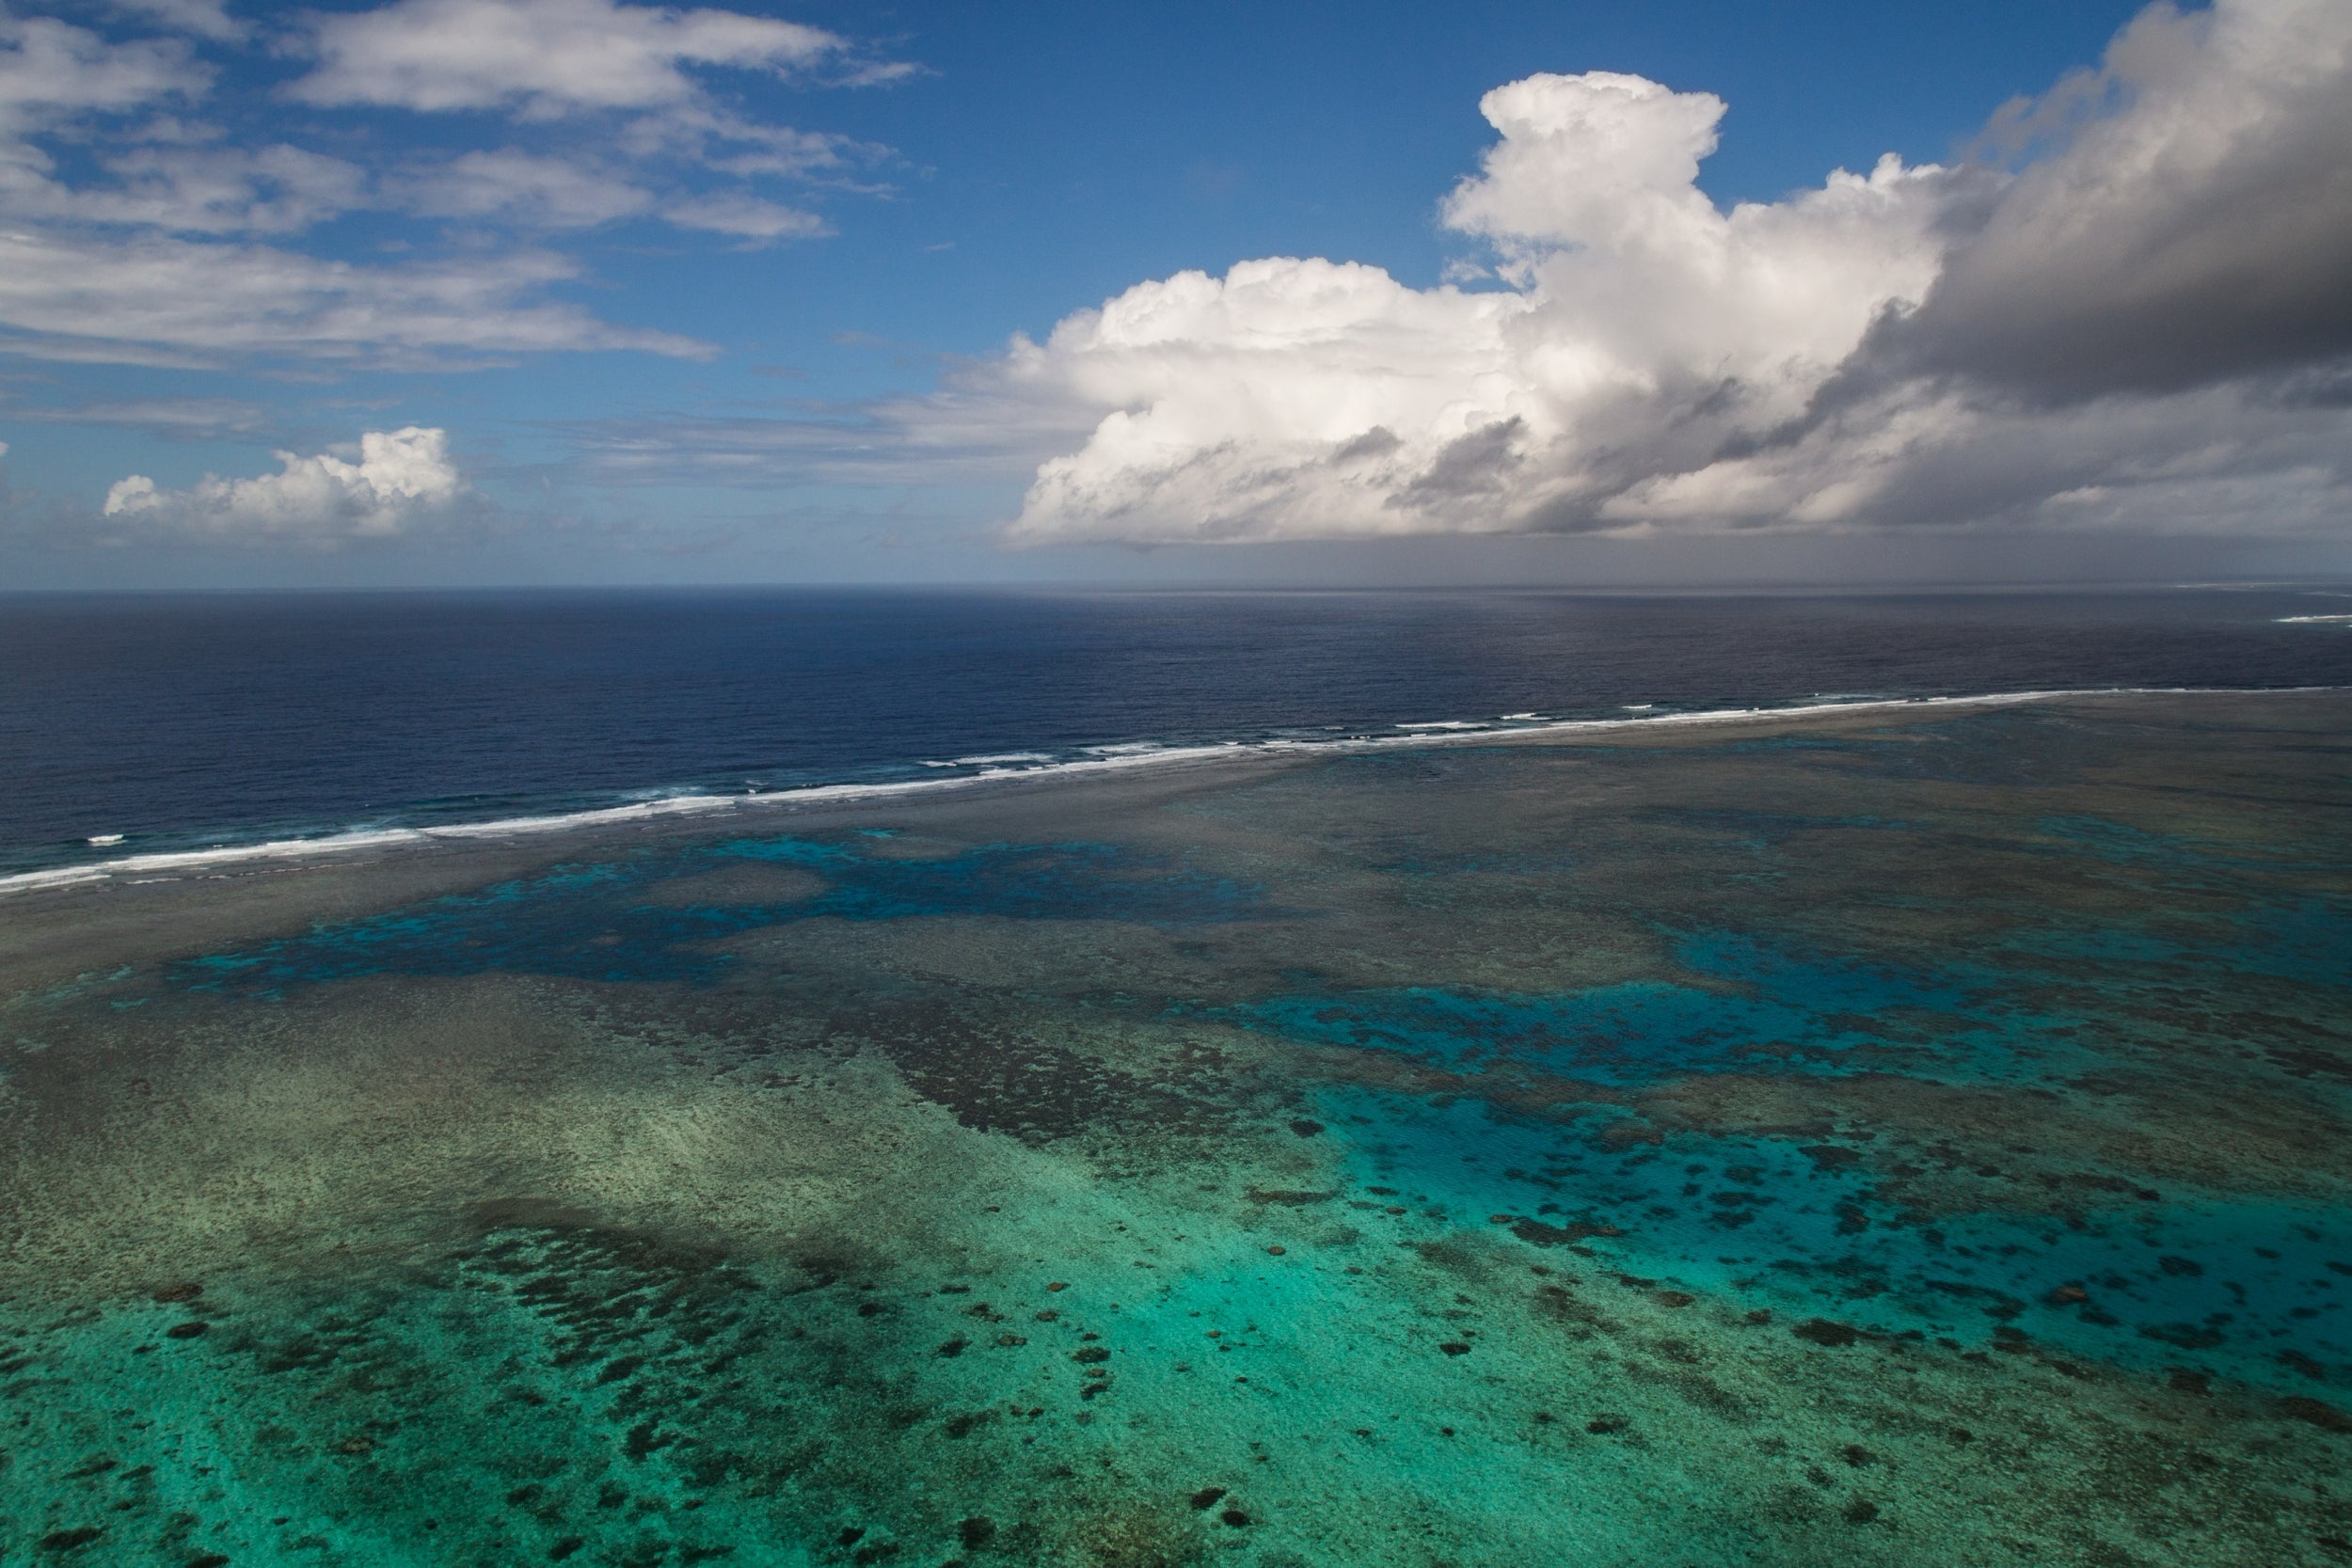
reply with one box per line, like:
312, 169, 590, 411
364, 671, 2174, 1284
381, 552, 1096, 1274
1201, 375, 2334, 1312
4, 586, 2349, 879
4, 587, 2352, 1565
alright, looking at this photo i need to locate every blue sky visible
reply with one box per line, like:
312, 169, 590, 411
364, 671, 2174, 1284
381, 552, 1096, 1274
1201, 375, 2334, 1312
2, 0, 2346, 586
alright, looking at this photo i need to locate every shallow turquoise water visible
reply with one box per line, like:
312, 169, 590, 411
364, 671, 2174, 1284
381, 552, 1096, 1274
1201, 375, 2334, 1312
176, 836, 1269, 993
6, 696, 2351, 1565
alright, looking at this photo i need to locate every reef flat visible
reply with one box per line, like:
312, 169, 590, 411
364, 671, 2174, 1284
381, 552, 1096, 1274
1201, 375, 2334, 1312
3, 691, 2350, 1567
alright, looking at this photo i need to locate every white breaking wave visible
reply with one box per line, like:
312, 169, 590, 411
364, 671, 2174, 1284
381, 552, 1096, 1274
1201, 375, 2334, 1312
0, 687, 2328, 897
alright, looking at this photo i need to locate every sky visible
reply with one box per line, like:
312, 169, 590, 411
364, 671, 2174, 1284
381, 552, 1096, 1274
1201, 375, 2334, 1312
0, 0, 2346, 589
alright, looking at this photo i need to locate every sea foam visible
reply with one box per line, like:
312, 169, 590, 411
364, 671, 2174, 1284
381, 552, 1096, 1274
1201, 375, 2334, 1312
0, 687, 2308, 896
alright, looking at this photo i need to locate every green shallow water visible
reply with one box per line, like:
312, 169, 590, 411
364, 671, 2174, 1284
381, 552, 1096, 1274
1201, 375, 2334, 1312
5, 693, 2352, 1565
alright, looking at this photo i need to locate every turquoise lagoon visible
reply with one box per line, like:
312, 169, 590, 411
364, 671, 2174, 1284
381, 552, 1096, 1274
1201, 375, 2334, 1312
3, 692, 2350, 1565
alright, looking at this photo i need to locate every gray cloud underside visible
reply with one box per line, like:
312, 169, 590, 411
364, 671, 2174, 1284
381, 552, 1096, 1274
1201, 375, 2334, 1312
564, 383, 1108, 490
1876, 0, 2352, 400
609, 0, 2346, 547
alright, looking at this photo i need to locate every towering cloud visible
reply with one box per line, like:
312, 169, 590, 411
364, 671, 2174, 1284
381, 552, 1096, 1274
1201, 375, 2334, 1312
1880, 0, 2352, 398
982, 0, 2351, 546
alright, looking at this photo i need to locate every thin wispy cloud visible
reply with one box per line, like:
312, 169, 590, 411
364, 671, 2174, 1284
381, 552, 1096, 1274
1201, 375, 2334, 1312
1, 394, 270, 436
0, 0, 901, 373
285, 0, 868, 117
0, 230, 707, 368
102, 0, 243, 43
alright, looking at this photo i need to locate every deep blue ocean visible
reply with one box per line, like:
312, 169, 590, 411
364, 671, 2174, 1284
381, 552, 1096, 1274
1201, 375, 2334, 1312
3, 586, 2347, 876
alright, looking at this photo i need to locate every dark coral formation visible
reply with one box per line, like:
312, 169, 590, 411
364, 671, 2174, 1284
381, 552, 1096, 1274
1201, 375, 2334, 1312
2, 692, 2348, 1564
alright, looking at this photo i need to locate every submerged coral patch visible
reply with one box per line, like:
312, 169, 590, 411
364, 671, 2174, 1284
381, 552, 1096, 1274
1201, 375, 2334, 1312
171, 834, 1267, 993
5, 693, 2350, 1565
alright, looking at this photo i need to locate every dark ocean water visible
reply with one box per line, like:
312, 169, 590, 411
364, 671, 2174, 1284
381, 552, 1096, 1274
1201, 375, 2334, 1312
6, 593, 2352, 1563
2, 586, 2347, 874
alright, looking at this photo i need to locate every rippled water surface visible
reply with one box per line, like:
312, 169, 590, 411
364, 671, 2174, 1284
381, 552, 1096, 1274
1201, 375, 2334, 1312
8, 587, 2351, 875
2, 691, 2348, 1565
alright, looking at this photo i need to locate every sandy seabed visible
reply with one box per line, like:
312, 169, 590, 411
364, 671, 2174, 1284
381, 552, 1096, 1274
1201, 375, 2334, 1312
3, 691, 2349, 1566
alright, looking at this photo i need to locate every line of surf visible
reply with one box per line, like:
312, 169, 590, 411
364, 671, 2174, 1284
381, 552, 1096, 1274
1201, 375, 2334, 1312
2, 685, 2333, 897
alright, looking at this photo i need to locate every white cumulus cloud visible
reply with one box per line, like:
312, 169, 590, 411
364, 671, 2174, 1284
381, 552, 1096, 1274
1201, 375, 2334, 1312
996, 68, 1960, 546
938, 0, 2352, 547
102, 426, 469, 540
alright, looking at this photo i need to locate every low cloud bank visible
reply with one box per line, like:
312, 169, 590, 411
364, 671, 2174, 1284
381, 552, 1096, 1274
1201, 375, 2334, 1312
975, 0, 2351, 546
103, 426, 469, 540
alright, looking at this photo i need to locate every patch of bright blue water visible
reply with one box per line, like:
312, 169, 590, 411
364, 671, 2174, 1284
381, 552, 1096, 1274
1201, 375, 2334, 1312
1209, 979, 1903, 1082
175, 835, 1264, 993
2031, 815, 2226, 866
2010, 894, 2352, 991
1629, 710, 2087, 786
1200, 930, 2057, 1086
1314, 1085, 2351, 1395
1649, 809, 1922, 847
1207, 881, 2351, 1398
